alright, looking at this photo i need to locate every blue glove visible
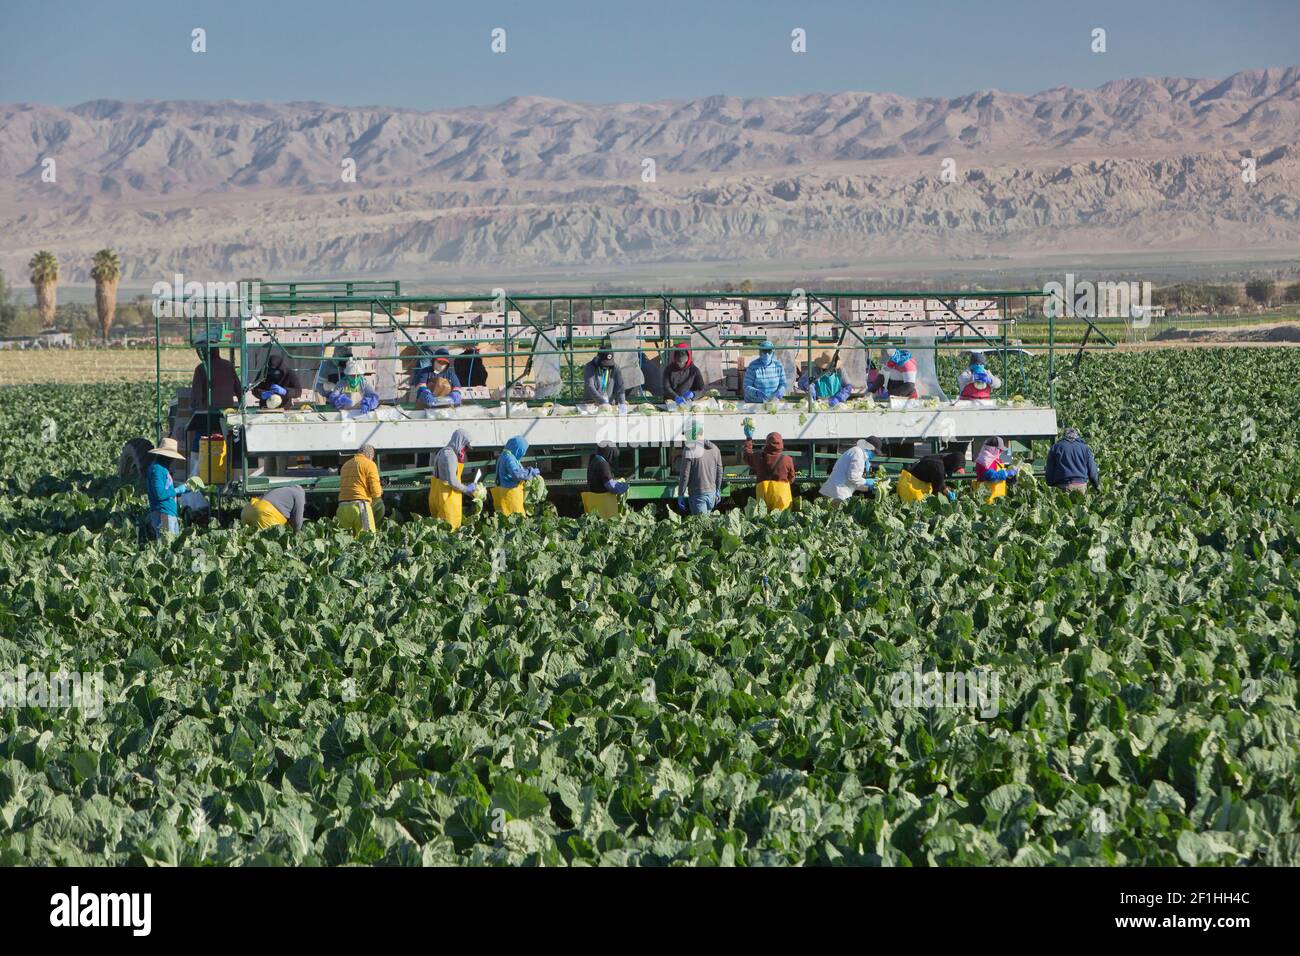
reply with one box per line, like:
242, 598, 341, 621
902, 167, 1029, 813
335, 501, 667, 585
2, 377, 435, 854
525, 467, 541, 479
359, 393, 379, 412
743, 424, 755, 439
449, 391, 462, 407
259, 390, 275, 401
946, 489, 957, 502
330, 392, 353, 410
828, 396, 840, 408
465, 482, 478, 494
987, 468, 1009, 481
684, 391, 695, 401
611, 480, 629, 495
269, 384, 287, 397
674, 396, 686, 406
678, 496, 688, 512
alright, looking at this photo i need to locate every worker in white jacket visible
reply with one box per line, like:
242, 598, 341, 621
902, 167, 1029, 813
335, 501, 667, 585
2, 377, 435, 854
819, 437, 883, 502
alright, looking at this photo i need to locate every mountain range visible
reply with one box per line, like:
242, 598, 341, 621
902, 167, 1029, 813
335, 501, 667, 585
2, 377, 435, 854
2, 67, 1298, 284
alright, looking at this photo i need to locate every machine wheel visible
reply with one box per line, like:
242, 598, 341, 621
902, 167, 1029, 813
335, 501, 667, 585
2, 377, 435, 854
118, 437, 155, 489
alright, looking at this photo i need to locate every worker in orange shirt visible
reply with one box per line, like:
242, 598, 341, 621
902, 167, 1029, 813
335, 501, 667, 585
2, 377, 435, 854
336, 444, 385, 535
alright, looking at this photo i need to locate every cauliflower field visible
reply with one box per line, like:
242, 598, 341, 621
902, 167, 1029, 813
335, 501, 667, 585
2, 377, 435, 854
0, 348, 1297, 865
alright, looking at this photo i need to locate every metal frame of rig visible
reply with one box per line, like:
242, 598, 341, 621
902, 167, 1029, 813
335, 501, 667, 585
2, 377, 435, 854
123, 279, 1116, 509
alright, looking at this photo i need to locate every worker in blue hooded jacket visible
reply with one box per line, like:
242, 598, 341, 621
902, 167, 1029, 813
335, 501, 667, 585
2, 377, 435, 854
492, 435, 540, 516
1045, 427, 1100, 493
744, 340, 787, 402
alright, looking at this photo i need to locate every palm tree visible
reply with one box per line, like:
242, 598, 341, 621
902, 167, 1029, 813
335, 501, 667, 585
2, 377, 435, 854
28, 250, 59, 328
90, 249, 122, 342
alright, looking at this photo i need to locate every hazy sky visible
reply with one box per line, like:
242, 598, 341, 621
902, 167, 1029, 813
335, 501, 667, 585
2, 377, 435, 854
2, 0, 1297, 108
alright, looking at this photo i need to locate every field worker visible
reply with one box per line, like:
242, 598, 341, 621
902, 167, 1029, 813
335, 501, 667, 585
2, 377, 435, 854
241, 485, 307, 531
325, 359, 380, 412
179, 488, 211, 527
972, 436, 1018, 502
252, 352, 303, 409
819, 436, 883, 504
429, 429, 478, 530
957, 351, 1001, 400
583, 440, 629, 517
1045, 427, 1100, 494
744, 340, 787, 403
454, 345, 488, 388
412, 348, 463, 408
492, 435, 539, 516
584, 350, 626, 407
879, 348, 920, 399
897, 450, 966, 503
676, 439, 724, 515
191, 334, 243, 411
742, 421, 797, 511
798, 352, 853, 407
144, 437, 193, 540
336, 444, 385, 535
661, 342, 705, 406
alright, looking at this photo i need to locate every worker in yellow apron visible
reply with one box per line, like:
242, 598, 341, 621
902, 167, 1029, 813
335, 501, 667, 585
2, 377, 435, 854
582, 441, 628, 517
491, 436, 539, 516
742, 426, 796, 511
897, 451, 965, 503
972, 437, 1016, 503
241, 485, 306, 530
336, 445, 385, 535
429, 429, 478, 530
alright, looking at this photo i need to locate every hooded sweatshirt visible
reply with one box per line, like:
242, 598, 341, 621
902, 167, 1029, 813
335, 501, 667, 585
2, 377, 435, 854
433, 429, 474, 493
454, 347, 488, 387
819, 444, 874, 500
192, 350, 243, 410
495, 436, 531, 489
904, 452, 964, 496
587, 450, 620, 493
662, 343, 705, 401
252, 353, 304, 406
743, 351, 787, 403
1045, 431, 1100, 488
584, 355, 625, 404
413, 349, 461, 393
676, 441, 724, 498
744, 432, 796, 483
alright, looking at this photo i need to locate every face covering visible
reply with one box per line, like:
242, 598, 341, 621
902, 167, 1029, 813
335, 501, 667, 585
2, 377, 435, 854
347, 375, 364, 392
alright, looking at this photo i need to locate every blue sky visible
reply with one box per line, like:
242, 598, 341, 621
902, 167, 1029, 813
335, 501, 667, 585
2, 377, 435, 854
2, 0, 1297, 108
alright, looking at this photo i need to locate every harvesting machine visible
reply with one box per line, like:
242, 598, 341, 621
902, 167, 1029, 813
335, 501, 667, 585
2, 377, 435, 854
121, 281, 1115, 511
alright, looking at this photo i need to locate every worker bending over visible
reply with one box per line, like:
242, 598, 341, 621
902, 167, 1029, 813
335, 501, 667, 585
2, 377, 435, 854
819, 436, 883, 504
492, 435, 539, 516
336, 444, 385, 535
897, 450, 965, 503
798, 353, 853, 407
743, 422, 797, 511
583, 441, 628, 517
429, 429, 478, 530
972, 437, 1017, 502
1045, 427, 1100, 493
241, 485, 307, 530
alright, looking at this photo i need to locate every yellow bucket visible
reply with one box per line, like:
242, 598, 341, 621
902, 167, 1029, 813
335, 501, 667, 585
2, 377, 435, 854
198, 434, 228, 484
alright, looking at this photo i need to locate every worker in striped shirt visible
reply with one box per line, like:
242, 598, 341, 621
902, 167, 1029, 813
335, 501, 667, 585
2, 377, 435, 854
743, 340, 787, 402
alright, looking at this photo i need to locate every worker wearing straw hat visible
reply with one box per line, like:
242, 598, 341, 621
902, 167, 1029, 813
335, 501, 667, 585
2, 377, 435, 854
145, 437, 200, 540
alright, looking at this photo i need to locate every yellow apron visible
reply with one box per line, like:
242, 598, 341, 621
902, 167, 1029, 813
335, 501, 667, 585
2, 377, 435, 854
756, 479, 793, 512
429, 461, 465, 530
581, 491, 621, 518
896, 469, 933, 503
491, 484, 527, 516
973, 479, 1008, 503
336, 499, 376, 536
241, 497, 287, 529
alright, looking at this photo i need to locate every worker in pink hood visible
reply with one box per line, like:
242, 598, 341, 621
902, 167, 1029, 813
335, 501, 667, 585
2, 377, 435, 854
661, 342, 705, 406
